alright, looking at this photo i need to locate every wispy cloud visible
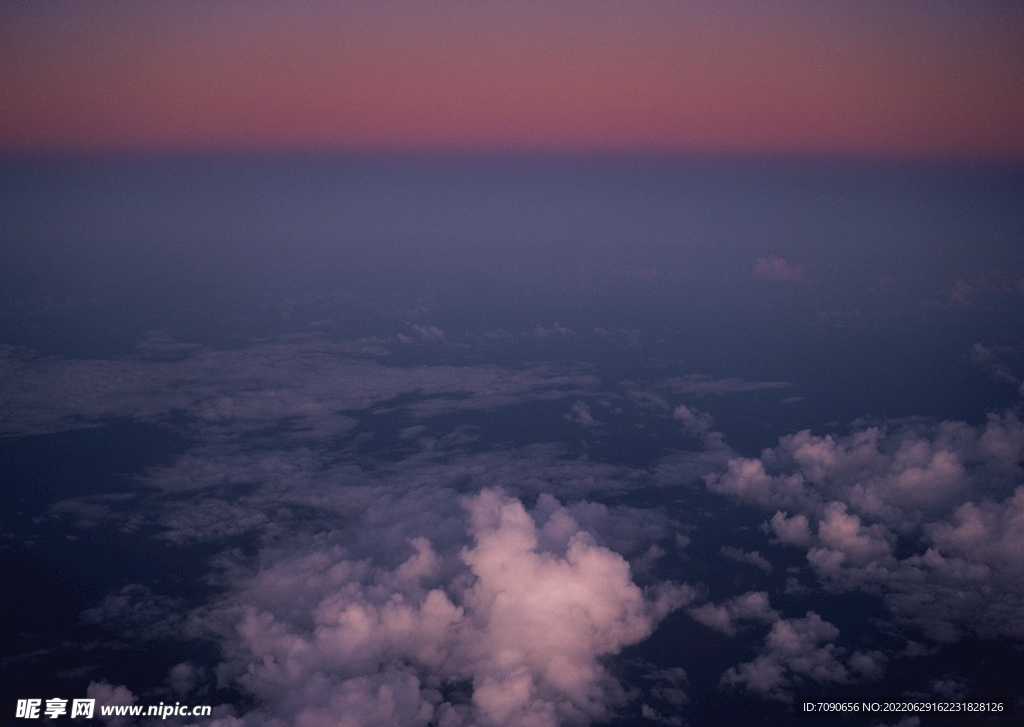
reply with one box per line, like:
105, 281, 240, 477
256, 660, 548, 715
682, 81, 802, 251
0, 339, 599, 438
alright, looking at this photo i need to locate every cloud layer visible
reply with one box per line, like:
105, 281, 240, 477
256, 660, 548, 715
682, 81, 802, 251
707, 412, 1024, 642
6, 328, 1022, 722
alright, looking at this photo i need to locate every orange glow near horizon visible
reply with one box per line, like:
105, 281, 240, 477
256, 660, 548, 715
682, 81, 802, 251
2, 1, 1023, 159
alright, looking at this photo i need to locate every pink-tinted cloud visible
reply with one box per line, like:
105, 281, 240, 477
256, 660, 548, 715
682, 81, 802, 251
706, 410, 1024, 642
720, 612, 844, 699
688, 591, 778, 637
753, 256, 804, 282
947, 269, 1024, 306
192, 489, 693, 727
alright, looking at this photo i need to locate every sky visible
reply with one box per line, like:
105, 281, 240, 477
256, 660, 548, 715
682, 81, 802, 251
2, 0, 1024, 158
2, 2, 1024, 726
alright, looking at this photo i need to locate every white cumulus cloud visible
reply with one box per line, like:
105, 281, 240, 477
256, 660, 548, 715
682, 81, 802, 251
193, 489, 693, 727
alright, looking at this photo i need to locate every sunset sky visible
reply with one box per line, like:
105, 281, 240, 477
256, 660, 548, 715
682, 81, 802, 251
3, 0, 1023, 158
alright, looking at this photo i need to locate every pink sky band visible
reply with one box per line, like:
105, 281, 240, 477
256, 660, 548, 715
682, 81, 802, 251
2, 0, 1022, 159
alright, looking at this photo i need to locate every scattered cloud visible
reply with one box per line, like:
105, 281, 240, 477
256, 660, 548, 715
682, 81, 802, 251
639, 666, 689, 726
411, 324, 446, 341
87, 681, 136, 727
719, 546, 774, 573
753, 257, 804, 282
688, 591, 778, 637
947, 268, 1024, 306
720, 612, 862, 701
706, 411, 1024, 642
971, 342, 1024, 397
81, 585, 185, 643
673, 404, 714, 436
566, 401, 599, 427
